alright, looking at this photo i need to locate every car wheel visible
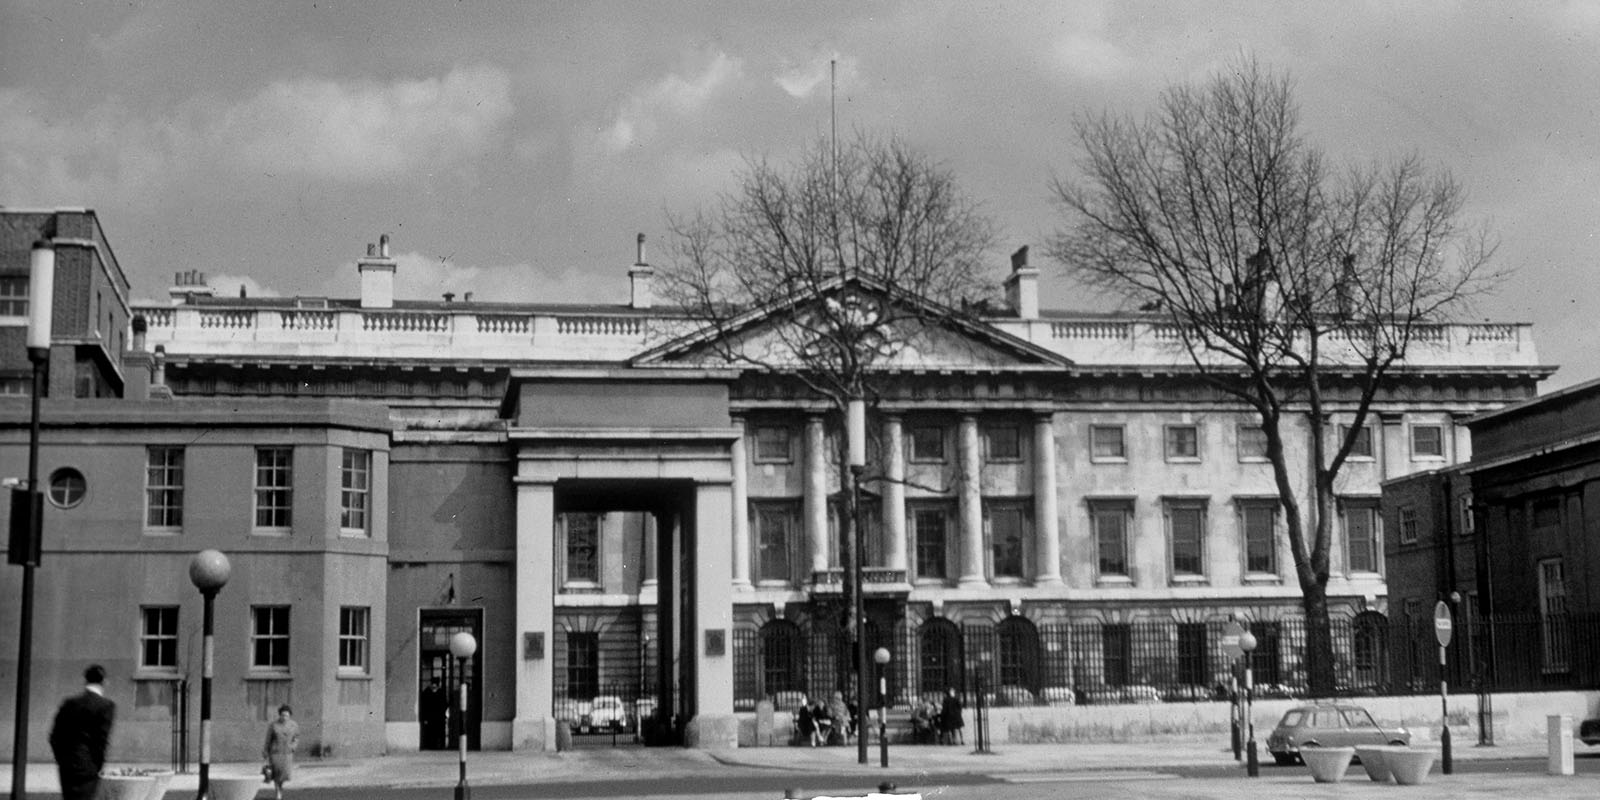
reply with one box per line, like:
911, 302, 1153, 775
1273, 753, 1297, 766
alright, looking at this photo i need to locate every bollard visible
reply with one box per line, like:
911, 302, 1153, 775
1547, 714, 1574, 776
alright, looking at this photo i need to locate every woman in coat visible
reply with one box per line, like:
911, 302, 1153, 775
262, 704, 300, 800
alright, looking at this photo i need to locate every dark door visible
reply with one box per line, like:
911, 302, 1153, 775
420, 609, 483, 750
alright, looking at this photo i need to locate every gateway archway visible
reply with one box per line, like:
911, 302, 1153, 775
503, 368, 740, 750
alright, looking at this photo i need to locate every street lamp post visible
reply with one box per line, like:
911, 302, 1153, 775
874, 647, 890, 768
450, 631, 478, 800
188, 550, 231, 800
8, 239, 53, 800
847, 398, 869, 766
1239, 630, 1259, 778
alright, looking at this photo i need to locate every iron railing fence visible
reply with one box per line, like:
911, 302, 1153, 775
727, 612, 1600, 710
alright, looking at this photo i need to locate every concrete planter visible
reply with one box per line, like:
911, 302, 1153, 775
1386, 748, 1437, 785
1301, 746, 1355, 783
100, 775, 155, 800
144, 770, 175, 800
1353, 745, 1394, 782
209, 776, 264, 800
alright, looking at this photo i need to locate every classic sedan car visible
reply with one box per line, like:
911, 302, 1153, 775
1265, 703, 1410, 765
1581, 716, 1600, 746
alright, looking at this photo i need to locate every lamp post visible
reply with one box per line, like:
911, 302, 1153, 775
188, 549, 231, 800
7, 240, 53, 800
1239, 630, 1259, 778
847, 398, 869, 766
450, 631, 477, 800
874, 647, 890, 768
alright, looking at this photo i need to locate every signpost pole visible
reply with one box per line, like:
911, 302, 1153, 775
1221, 621, 1244, 762
1435, 601, 1454, 775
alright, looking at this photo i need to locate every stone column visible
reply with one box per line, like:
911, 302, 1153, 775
1033, 412, 1063, 586
685, 480, 739, 749
882, 415, 907, 574
512, 476, 556, 750
1451, 412, 1474, 465
730, 417, 751, 589
957, 415, 988, 589
804, 415, 829, 576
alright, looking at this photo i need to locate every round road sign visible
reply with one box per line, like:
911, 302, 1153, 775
1434, 601, 1453, 648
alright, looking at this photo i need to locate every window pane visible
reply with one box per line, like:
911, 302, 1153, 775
252, 606, 290, 669
1343, 425, 1373, 458
1243, 505, 1276, 574
254, 448, 293, 528
1412, 425, 1444, 457
339, 607, 369, 670
753, 426, 792, 462
567, 632, 599, 701
1238, 426, 1268, 459
913, 507, 947, 579
565, 513, 600, 582
911, 426, 945, 461
145, 446, 184, 528
340, 449, 371, 531
988, 504, 1025, 578
985, 425, 1020, 460
755, 504, 794, 582
1090, 426, 1125, 459
1168, 504, 1204, 576
1345, 502, 1378, 572
1092, 503, 1128, 576
1166, 426, 1198, 459
141, 607, 179, 669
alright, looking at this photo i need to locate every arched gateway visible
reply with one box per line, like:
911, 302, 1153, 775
505, 368, 741, 750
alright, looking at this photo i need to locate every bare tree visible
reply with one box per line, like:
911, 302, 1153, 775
1049, 57, 1502, 694
659, 131, 998, 641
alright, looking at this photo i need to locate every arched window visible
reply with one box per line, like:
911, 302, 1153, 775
918, 618, 963, 698
997, 616, 1041, 694
1352, 611, 1389, 691
760, 619, 804, 697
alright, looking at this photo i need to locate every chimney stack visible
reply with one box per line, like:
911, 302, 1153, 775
1003, 245, 1038, 319
168, 269, 215, 304
358, 233, 397, 309
629, 232, 654, 309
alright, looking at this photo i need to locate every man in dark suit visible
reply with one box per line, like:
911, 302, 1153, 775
49, 664, 116, 800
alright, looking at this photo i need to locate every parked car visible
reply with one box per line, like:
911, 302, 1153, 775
1581, 716, 1600, 746
1265, 702, 1410, 765
582, 695, 632, 733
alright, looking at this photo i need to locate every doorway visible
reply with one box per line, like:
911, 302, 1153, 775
420, 609, 483, 750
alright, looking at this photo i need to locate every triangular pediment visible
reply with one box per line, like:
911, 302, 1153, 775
632, 276, 1071, 372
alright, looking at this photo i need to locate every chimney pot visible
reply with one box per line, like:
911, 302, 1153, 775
379, 233, 390, 258
367, 243, 377, 257
443, 292, 455, 303
636, 232, 647, 265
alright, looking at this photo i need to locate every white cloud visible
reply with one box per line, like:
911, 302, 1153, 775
207, 64, 514, 181
774, 53, 858, 99
336, 251, 619, 306
599, 52, 743, 153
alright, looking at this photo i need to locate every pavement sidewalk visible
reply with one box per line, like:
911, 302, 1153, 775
1, 736, 1595, 798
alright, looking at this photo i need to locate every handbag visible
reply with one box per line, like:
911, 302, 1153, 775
261, 764, 274, 783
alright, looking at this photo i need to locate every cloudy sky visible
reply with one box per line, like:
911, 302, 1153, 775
2, 1, 1596, 388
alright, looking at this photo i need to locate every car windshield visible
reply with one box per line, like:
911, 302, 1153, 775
1344, 709, 1380, 730
1309, 710, 1341, 728
1280, 710, 1305, 726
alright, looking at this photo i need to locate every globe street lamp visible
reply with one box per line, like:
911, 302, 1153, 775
847, 397, 870, 766
188, 549, 231, 800
450, 631, 478, 800
873, 647, 891, 768
1239, 630, 1259, 778
8, 240, 53, 800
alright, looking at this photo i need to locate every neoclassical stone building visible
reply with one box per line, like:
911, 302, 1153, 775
1, 215, 1550, 759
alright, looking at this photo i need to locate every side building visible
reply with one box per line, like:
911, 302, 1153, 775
0, 214, 1550, 760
